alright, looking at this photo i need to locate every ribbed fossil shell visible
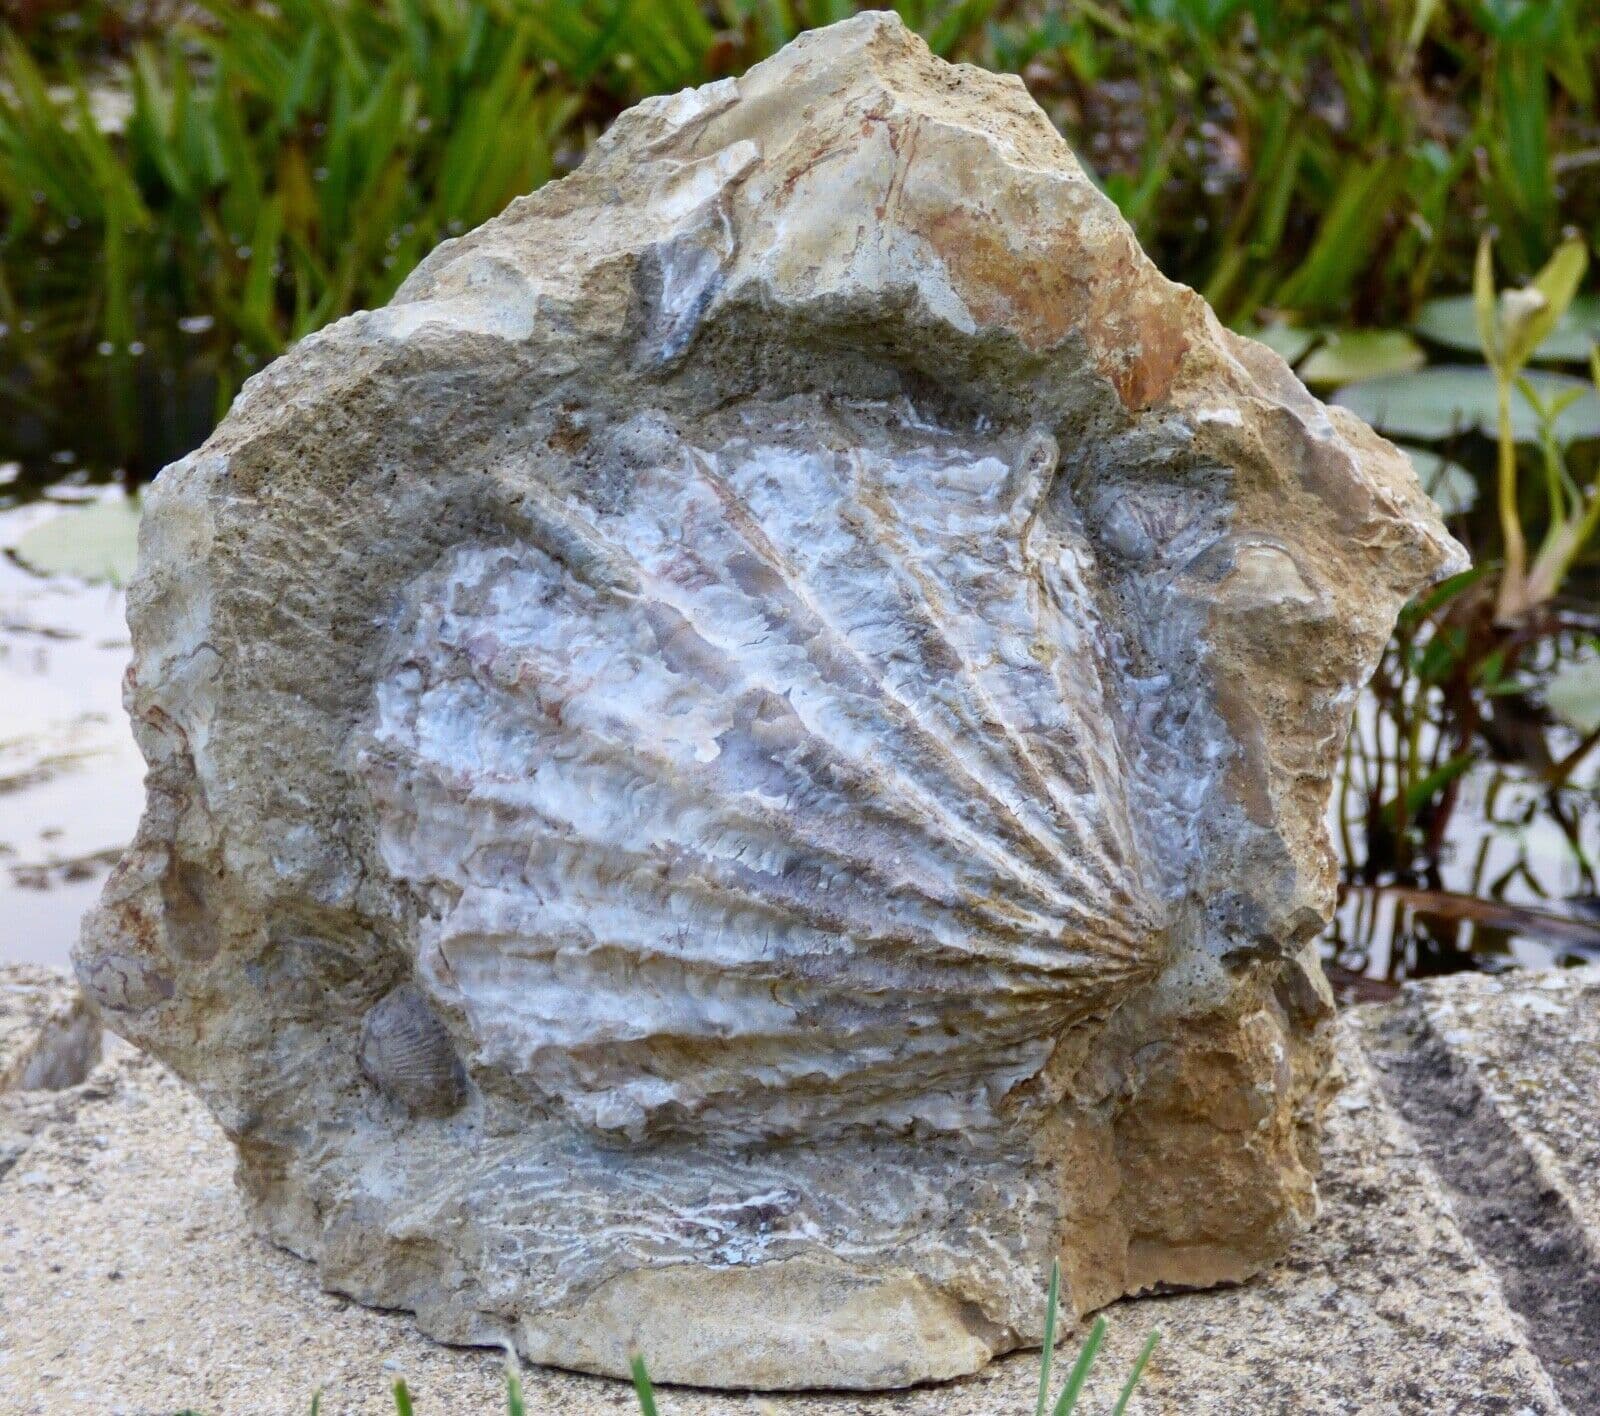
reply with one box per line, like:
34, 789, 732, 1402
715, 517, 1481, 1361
358, 985, 467, 1118
360, 400, 1167, 1143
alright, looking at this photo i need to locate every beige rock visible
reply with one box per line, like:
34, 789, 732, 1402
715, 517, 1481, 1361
75, 12, 1460, 1389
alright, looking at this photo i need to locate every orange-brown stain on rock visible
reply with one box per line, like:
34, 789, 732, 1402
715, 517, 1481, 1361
909, 179, 1189, 411
1211, 677, 1276, 828
1109, 302, 1190, 412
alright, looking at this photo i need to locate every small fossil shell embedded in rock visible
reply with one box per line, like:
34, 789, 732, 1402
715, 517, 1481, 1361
76, 12, 1464, 1393
358, 985, 467, 1118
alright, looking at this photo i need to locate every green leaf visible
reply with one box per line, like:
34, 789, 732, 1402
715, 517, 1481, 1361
236, 194, 286, 353
1527, 240, 1590, 329
1474, 232, 1498, 367
1298, 330, 1425, 388
1504, 238, 1589, 369
392, 1378, 414, 1416
1274, 155, 1402, 313
1234, 322, 1318, 365
1494, 40, 1552, 248
1388, 752, 1478, 822
281, 27, 324, 128
1413, 623, 1467, 682
1405, 563, 1492, 626
1417, 294, 1600, 364
65, 75, 152, 230
1403, 0, 1440, 58
11, 494, 142, 585
1113, 1329, 1160, 1416
129, 44, 191, 203
1333, 368, 1600, 444
1474, 645, 1509, 689
505, 1368, 526, 1416
630, 1353, 659, 1416
1400, 446, 1478, 515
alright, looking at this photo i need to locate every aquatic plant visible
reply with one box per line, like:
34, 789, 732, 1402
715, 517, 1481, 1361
1471, 235, 1596, 622
3, 0, 1597, 989
2, 0, 1596, 388
1330, 237, 1600, 976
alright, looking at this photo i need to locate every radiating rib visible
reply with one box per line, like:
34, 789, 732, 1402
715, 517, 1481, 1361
665, 444, 1156, 928
360, 400, 1172, 1144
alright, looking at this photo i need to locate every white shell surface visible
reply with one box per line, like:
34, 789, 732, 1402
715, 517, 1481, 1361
361, 402, 1163, 1141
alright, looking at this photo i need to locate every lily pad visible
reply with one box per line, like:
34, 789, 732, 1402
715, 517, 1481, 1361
1298, 330, 1425, 388
11, 493, 141, 584
1235, 322, 1318, 365
1333, 368, 1600, 444
1415, 294, 1600, 364
1400, 446, 1478, 516
1545, 659, 1600, 736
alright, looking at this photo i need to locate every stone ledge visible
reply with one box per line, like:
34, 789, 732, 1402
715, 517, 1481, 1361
4, 964, 1592, 1414
1362, 969, 1600, 1413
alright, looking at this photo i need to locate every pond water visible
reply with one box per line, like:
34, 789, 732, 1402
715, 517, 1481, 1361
1, 326, 1597, 994
1325, 766, 1599, 999
0, 492, 144, 967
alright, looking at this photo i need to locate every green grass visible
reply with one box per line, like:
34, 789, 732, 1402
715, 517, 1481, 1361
2, 0, 1596, 399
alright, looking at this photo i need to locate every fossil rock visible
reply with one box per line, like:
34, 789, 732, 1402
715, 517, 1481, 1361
76, 12, 1463, 1391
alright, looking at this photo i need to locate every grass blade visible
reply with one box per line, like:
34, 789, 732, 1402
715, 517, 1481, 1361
1035, 1258, 1061, 1416
630, 1353, 659, 1416
1050, 1315, 1106, 1416
1112, 1329, 1160, 1415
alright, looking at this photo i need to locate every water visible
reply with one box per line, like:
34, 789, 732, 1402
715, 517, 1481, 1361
0, 246, 227, 972
0, 494, 145, 967
1326, 769, 1600, 1000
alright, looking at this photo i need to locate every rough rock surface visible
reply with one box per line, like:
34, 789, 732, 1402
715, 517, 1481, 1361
0, 996, 1575, 1415
75, 12, 1461, 1389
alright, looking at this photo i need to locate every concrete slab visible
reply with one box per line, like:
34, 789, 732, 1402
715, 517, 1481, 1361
0, 1000, 1569, 1415
1362, 969, 1600, 1411
1367, 969, 1600, 1253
